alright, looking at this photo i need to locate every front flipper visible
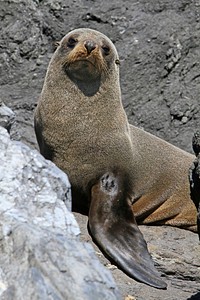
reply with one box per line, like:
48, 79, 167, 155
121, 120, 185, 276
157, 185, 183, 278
88, 172, 167, 289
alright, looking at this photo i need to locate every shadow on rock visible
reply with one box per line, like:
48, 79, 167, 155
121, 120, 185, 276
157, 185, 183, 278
189, 131, 200, 239
187, 291, 200, 300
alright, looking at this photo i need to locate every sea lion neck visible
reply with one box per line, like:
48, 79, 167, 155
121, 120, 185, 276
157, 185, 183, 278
44, 62, 121, 103
65, 67, 102, 97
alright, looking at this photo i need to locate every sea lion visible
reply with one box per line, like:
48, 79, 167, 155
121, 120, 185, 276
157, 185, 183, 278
34, 28, 197, 289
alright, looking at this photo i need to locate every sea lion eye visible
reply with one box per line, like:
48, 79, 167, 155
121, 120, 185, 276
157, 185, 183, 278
67, 37, 77, 48
102, 45, 110, 56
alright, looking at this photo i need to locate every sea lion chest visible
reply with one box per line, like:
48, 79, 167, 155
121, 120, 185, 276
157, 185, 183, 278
38, 86, 134, 190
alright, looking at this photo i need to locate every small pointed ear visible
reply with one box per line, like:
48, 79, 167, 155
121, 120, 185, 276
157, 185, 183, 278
88, 172, 167, 289
115, 59, 120, 65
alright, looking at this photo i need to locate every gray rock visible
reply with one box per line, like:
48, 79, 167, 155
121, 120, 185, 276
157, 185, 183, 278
0, 102, 15, 133
76, 213, 200, 300
0, 127, 120, 300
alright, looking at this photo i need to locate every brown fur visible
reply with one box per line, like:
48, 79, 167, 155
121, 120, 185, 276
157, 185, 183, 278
34, 28, 197, 231
35, 29, 131, 206
129, 125, 196, 230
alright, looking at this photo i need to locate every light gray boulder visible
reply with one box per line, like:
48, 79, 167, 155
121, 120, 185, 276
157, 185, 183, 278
0, 101, 15, 133
0, 126, 120, 300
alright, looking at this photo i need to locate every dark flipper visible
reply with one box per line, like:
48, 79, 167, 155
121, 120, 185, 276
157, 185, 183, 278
88, 172, 167, 289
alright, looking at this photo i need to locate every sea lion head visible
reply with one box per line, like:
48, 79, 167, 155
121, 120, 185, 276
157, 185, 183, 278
48, 28, 120, 96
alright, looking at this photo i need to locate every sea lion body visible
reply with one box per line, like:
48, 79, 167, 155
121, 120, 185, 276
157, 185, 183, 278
34, 28, 197, 289
130, 125, 196, 229
35, 28, 135, 209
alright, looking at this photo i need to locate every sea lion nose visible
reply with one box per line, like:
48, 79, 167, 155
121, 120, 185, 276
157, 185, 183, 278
84, 40, 96, 54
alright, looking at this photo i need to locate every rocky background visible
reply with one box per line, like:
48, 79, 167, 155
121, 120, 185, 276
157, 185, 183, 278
0, 0, 200, 299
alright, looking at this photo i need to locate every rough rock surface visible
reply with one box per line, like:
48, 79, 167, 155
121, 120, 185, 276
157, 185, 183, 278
0, 102, 15, 133
1, 0, 200, 153
76, 213, 200, 300
0, 126, 120, 300
1, 0, 200, 299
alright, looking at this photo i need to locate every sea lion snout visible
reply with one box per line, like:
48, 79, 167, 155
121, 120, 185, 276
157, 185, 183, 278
84, 40, 97, 54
